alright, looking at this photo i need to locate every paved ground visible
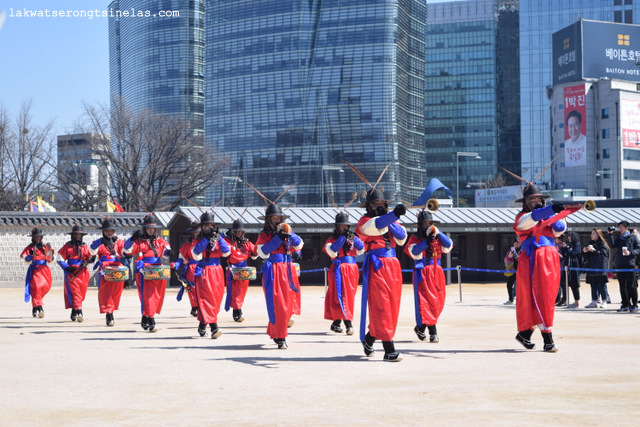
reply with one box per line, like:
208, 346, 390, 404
1, 282, 639, 426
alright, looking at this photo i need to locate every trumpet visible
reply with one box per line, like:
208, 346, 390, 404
426, 198, 439, 213
345, 231, 355, 241
564, 200, 596, 212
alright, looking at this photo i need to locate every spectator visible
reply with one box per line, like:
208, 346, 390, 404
565, 232, 582, 308
613, 221, 640, 313
582, 228, 610, 308
503, 240, 520, 305
555, 236, 567, 306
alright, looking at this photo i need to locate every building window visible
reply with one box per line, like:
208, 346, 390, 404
625, 10, 633, 23
625, 0, 633, 5
602, 108, 609, 119
603, 148, 610, 159
602, 129, 610, 139
614, 0, 622, 5
604, 188, 611, 198
615, 10, 622, 22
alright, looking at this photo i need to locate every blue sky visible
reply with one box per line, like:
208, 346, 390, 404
0, 1, 110, 135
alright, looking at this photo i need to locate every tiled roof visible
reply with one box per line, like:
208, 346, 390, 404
0, 212, 175, 228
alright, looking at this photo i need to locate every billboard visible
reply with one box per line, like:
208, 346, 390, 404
475, 185, 522, 208
563, 85, 587, 167
553, 20, 640, 85
620, 97, 640, 150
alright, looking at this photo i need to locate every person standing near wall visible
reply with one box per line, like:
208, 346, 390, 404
20, 227, 54, 318
503, 240, 520, 305
57, 225, 94, 322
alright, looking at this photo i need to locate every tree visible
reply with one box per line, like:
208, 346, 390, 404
484, 172, 508, 189
80, 99, 228, 211
0, 101, 55, 210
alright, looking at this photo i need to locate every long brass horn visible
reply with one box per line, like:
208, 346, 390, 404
426, 198, 439, 213
583, 199, 596, 212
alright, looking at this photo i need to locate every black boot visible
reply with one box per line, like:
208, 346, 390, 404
362, 333, 376, 357
515, 329, 535, 350
330, 319, 343, 333
76, 309, 84, 323
414, 324, 427, 341
542, 331, 558, 352
37, 306, 44, 318
197, 322, 207, 337
344, 320, 354, 336
232, 308, 244, 323
141, 315, 150, 330
32, 307, 38, 318
106, 312, 115, 327
382, 341, 402, 362
190, 306, 198, 317
427, 325, 439, 343
70, 309, 78, 322
274, 338, 288, 349
148, 317, 158, 333
210, 323, 222, 339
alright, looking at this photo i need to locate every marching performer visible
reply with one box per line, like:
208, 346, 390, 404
57, 225, 94, 322
256, 203, 304, 349
174, 221, 201, 318
21, 227, 54, 318
405, 210, 453, 343
356, 187, 407, 362
123, 214, 172, 333
89, 217, 126, 327
513, 182, 571, 352
323, 211, 364, 335
223, 219, 258, 323
191, 212, 231, 338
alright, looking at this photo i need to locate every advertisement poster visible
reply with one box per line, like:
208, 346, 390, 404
621, 97, 640, 149
563, 85, 587, 167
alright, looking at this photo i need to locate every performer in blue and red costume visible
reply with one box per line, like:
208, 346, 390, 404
89, 217, 126, 326
256, 203, 304, 349
174, 220, 201, 318
323, 211, 364, 336
405, 210, 452, 343
123, 214, 172, 333
223, 219, 257, 323
356, 188, 407, 362
57, 224, 94, 322
513, 182, 577, 352
21, 227, 54, 318
191, 212, 230, 339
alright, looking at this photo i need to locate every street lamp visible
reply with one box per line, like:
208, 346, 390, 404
221, 176, 242, 204
456, 152, 481, 208
320, 165, 344, 207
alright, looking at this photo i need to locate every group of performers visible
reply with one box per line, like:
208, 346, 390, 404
20, 172, 579, 360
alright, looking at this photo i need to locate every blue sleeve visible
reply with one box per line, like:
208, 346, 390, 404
261, 235, 283, 254
438, 233, 452, 248
330, 235, 347, 252
290, 232, 302, 247
90, 238, 102, 250
412, 240, 429, 255
531, 205, 554, 222
173, 258, 183, 271
193, 238, 210, 255
123, 238, 134, 250
218, 237, 230, 253
388, 222, 406, 239
374, 211, 399, 229
58, 260, 69, 270
353, 236, 364, 250
551, 221, 566, 233
25, 255, 33, 262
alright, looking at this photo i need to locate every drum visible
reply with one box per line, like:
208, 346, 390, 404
293, 262, 301, 277
103, 265, 129, 282
231, 266, 257, 281
142, 265, 171, 280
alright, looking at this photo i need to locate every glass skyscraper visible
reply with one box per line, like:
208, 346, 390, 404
205, 0, 427, 206
425, 0, 520, 206
109, 0, 205, 133
520, 0, 640, 184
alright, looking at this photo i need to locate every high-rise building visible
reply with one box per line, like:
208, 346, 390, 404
520, 0, 640, 184
205, 0, 427, 206
425, 0, 520, 206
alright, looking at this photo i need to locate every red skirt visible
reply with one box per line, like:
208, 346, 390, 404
64, 268, 89, 309
415, 265, 446, 326
264, 262, 300, 339
136, 273, 166, 318
29, 265, 52, 307
195, 265, 225, 324
366, 257, 402, 342
324, 262, 359, 321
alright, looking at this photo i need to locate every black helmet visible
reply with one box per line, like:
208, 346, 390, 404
417, 210, 439, 224
200, 211, 216, 224
258, 203, 290, 220
97, 217, 119, 231
358, 187, 390, 208
29, 227, 43, 237
68, 224, 88, 235
186, 221, 201, 233
231, 219, 245, 231
515, 182, 550, 203
334, 211, 351, 225
141, 214, 162, 228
